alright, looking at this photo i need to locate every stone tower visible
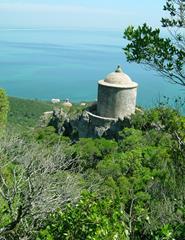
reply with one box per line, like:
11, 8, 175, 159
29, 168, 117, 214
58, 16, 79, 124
97, 66, 138, 119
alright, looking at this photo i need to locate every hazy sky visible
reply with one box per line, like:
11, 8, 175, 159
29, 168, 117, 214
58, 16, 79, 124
0, 0, 165, 29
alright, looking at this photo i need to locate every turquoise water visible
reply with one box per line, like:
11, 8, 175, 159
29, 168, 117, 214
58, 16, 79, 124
0, 28, 183, 108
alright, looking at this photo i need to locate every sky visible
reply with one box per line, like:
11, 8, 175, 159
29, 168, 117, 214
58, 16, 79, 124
0, 0, 165, 29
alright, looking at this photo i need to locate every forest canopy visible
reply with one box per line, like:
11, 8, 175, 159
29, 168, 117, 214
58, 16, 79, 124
0, 96, 185, 239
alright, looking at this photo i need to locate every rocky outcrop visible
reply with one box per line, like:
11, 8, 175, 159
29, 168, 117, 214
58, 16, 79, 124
47, 107, 131, 139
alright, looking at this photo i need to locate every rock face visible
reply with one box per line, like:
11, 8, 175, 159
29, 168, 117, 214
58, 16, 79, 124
48, 108, 69, 135
47, 107, 131, 139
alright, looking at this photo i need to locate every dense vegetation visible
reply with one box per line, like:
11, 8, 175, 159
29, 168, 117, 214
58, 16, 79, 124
8, 97, 54, 128
0, 89, 9, 135
0, 88, 185, 239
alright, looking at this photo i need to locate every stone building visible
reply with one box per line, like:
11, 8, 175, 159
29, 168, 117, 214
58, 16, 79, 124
48, 65, 139, 138
97, 65, 138, 119
77, 65, 139, 137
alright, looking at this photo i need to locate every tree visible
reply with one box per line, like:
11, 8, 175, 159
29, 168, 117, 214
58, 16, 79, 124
123, 0, 185, 87
0, 134, 84, 239
0, 89, 9, 134
94, 108, 185, 239
72, 138, 118, 170
37, 192, 129, 240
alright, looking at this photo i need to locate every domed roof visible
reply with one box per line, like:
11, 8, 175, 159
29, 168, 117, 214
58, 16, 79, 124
99, 66, 138, 89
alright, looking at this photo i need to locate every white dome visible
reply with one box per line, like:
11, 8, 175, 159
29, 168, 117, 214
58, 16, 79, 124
99, 66, 138, 89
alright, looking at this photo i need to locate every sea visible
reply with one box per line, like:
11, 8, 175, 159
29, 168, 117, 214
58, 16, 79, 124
0, 27, 184, 109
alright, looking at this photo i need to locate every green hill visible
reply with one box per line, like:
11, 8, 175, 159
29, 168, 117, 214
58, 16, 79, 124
8, 97, 54, 128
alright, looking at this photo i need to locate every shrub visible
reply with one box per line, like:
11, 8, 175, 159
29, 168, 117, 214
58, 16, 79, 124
0, 89, 9, 134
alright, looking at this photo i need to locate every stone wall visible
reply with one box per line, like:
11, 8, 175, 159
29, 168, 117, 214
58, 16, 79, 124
47, 107, 131, 139
97, 84, 137, 119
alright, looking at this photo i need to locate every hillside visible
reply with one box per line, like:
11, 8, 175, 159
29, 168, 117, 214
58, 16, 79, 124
0, 93, 185, 239
8, 97, 54, 128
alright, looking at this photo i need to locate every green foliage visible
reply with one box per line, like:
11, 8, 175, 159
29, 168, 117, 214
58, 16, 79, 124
0, 162, 22, 231
0, 134, 84, 239
72, 138, 118, 169
34, 126, 70, 145
130, 107, 184, 133
37, 192, 129, 240
162, 0, 185, 27
1, 95, 185, 239
93, 107, 185, 238
123, 0, 185, 86
8, 97, 53, 129
0, 89, 9, 134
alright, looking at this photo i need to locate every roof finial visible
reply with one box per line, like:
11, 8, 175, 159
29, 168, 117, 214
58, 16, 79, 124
115, 65, 123, 73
